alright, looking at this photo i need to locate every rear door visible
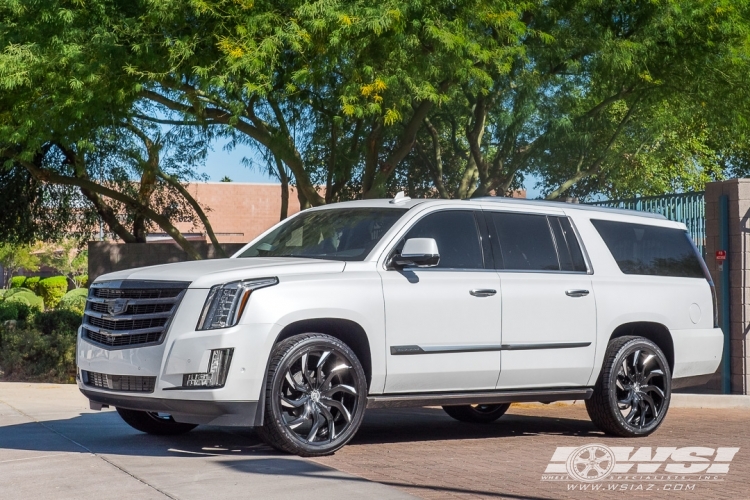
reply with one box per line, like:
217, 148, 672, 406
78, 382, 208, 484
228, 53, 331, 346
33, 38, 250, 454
485, 211, 597, 389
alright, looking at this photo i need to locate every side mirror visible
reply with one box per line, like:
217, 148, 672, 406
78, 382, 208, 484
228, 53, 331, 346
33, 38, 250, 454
391, 238, 440, 268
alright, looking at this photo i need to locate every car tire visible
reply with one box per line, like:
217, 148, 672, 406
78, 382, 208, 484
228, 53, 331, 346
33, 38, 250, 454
586, 336, 671, 437
116, 408, 198, 435
442, 403, 511, 423
256, 333, 368, 457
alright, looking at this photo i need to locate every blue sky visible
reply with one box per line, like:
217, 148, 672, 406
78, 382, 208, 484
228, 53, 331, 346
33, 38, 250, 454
199, 138, 544, 198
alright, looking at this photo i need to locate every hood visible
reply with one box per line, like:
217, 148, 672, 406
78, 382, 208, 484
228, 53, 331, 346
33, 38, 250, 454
94, 257, 346, 288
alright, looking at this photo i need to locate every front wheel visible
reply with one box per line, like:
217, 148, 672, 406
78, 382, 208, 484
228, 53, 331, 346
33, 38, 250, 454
443, 403, 511, 423
116, 408, 197, 435
586, 336, 671, 437
256, 333, 368, 457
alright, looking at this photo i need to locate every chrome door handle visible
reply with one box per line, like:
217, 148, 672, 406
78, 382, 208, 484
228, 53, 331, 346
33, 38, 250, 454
565, 289, 590, 297
470, 289, 497, 297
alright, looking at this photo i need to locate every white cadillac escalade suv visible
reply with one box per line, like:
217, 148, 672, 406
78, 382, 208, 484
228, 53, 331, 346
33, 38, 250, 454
77, 195, 723, 456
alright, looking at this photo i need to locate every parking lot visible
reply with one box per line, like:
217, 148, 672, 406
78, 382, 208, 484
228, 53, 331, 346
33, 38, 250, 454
1, 383, 748, 500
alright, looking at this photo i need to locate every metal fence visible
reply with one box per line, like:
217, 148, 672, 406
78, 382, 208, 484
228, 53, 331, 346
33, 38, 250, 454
586, 192, 706, 255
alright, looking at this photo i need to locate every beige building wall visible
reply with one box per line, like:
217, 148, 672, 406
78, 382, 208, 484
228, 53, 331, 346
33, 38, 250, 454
173, 182, 302, 244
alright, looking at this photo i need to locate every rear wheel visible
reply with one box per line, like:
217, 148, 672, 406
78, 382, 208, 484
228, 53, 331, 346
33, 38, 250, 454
116, 408, 197, 435
442, 403, 511, 423
256, 333, 368, 457
586, 336, 671, 437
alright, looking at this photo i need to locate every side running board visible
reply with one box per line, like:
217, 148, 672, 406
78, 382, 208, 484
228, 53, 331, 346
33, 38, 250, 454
366, 387, 593, 409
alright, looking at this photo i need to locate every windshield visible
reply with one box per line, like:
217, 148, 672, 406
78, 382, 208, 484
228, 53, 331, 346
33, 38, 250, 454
238, 208, 408, 261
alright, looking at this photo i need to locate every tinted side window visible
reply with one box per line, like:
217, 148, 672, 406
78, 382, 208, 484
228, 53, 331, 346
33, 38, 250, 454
403, 211, 484, 269
591, 219, 704, 278
489, 212, 559, 271
550, 217, 588, 272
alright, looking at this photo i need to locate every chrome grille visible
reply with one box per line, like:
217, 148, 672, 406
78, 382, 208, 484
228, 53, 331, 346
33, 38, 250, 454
83, 370, 156, 392
83, 280, 189, 349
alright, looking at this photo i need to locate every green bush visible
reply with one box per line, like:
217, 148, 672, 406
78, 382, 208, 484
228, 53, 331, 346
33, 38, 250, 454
38, 276, 68, 309
24, 276, 41, 294
33, 309, 83, 336
0, 301, 33, 322
58, 288, 88, 315
0, 326, 76, 382
9, 276, 26, 288
4, 290, 44, 312
4, 287, 33, 297
77, 275, 89, 288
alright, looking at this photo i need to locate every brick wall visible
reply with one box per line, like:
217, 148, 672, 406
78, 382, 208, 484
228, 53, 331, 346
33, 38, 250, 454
705, 179, 750, 394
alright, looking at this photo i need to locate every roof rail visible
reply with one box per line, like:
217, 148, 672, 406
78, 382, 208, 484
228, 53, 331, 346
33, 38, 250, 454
472, 197, 667, 220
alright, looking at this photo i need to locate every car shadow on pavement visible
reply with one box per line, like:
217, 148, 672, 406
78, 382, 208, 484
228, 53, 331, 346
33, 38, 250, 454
348, 406, 605, 446
217, 457, 557, 500
0, 405, 605, 458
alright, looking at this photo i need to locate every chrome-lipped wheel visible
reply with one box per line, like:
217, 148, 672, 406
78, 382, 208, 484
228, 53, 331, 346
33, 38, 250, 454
279, 349, 359, 446
614, 347, 667, 429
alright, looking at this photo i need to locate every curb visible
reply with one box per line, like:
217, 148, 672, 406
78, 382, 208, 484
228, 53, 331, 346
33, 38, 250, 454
670, 393, 750, 409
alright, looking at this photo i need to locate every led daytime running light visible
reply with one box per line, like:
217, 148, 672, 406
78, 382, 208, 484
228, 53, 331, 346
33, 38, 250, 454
197, 277, 278, 330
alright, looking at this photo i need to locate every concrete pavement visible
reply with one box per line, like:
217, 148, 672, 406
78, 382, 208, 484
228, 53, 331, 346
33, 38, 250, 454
0, 382, 414, 500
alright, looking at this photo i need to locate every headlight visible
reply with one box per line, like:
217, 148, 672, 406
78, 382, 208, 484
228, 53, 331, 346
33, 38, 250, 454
196, 277, 278, 330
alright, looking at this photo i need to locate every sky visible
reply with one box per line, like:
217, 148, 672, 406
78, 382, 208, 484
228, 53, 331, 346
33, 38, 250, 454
199, 138, 545, 198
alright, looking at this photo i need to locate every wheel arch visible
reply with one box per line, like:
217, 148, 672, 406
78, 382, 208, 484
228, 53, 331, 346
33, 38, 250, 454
274, 318, 373, 389
609, 321, 674, 373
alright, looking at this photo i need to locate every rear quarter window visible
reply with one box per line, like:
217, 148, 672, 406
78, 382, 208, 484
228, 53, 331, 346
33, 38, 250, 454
591, 219, 704, 278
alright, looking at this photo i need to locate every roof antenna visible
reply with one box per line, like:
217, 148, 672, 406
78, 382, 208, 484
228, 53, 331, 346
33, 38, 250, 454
390, 191, 411, 204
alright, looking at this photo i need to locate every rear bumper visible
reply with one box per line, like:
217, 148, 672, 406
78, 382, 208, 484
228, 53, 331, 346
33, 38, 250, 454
81, 388, 260, 427
672, 327, 723, 380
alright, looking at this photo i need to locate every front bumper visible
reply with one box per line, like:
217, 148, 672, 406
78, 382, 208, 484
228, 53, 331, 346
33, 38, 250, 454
77, 287, 280, 425
81, 388, 261, 426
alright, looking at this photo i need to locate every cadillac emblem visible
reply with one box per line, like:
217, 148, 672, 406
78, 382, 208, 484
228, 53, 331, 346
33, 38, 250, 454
107, 298, 129, 316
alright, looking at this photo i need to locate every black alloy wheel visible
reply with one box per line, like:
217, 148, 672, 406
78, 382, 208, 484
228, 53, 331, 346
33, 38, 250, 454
257, 333, 368, 456
586, 336, 671, 437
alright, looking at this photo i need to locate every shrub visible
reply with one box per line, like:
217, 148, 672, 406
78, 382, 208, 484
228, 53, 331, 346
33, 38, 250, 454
24, 276, 41, 294
33, 309, 83, 336
4, 290, 44, 313
0, 301, 33, 322
4, 287, 33, 297
58, 288, 88, 315
9, 276, 26, 288
38, 276, 68, 309
0, 326, 76, 382
76, 274, 89, 288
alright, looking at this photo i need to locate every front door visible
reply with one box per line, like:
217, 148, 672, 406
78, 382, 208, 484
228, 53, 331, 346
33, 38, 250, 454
484, 211, 597, 389
380, 210, 502, 393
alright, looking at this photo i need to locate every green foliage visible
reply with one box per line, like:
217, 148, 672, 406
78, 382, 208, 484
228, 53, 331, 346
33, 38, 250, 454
34, 309, 82, 336
0, 243, 40, 288
58, 288, 88, 316
9, 276, 26, 289
37, 276, 68, 309
1, 0, 750, 213
0, 325, 76, 383
0, 301, 33, 322
4, 289, 44, 312
24, 276, 40, 294
39, 240, 89, 288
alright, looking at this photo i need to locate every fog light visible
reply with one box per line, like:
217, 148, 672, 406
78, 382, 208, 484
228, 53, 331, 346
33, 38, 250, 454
183, 348, 234, 388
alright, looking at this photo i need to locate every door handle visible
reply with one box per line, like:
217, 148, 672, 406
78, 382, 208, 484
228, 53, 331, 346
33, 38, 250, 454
470, 289, 497, 297
565, 289, 590, 297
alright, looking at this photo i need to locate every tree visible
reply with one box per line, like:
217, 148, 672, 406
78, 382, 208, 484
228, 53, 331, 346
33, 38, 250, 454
39, 239, 88, 289
0, 243, 40, 288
